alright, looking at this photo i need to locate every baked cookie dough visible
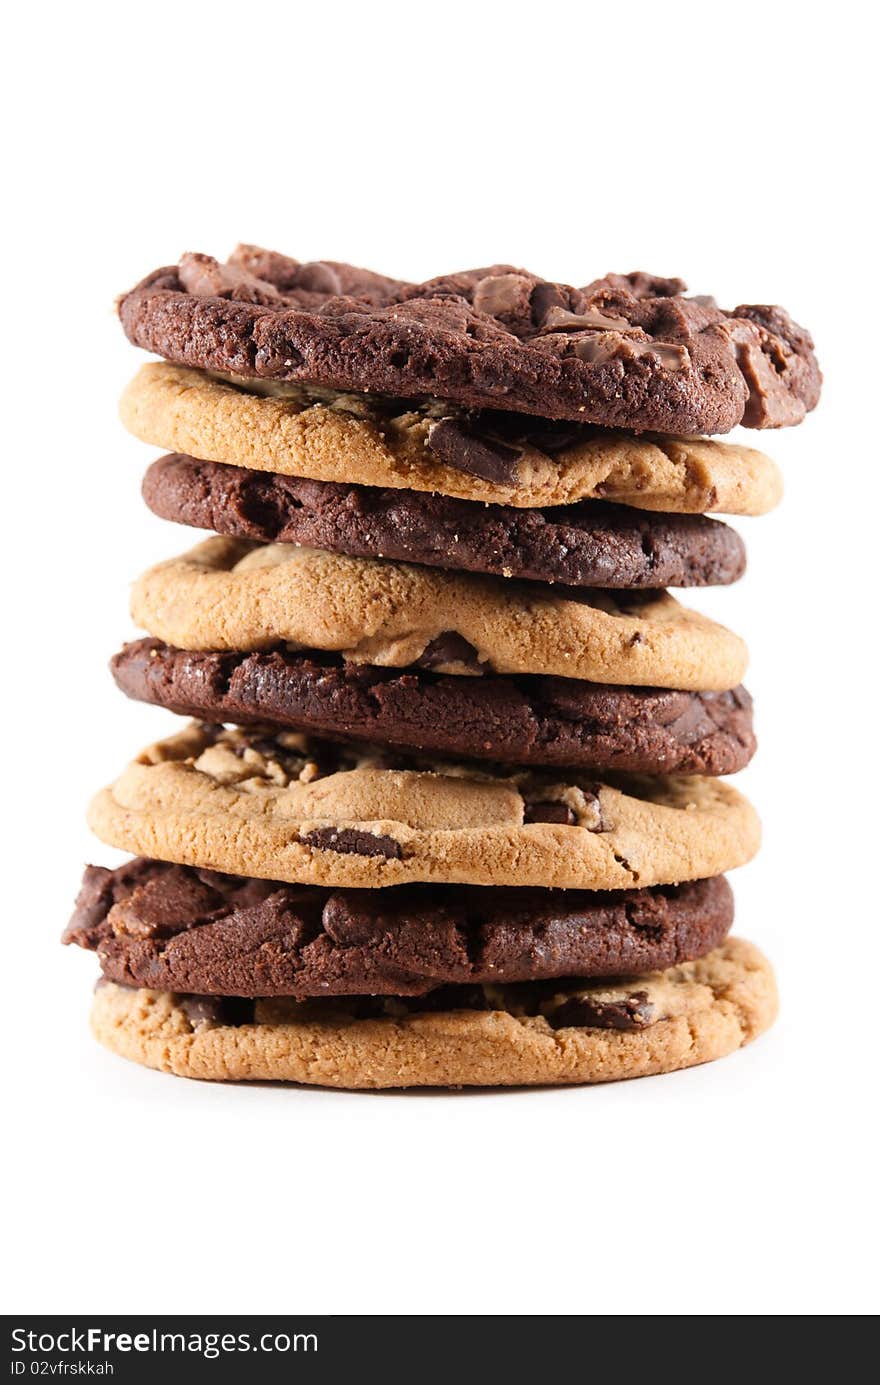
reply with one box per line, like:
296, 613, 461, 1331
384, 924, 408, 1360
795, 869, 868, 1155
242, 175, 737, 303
121, 363, 783, 516
113, 640, 757, 776
87, 723, 761, 890
89, 938, 777, 1087
130, 537, 748, 692
143, 453, 747, 588
66, 859, 734, 997
118, 246, 820, 432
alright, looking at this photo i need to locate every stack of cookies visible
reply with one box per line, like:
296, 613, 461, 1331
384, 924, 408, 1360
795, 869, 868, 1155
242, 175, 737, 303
64, 248, 820, 1088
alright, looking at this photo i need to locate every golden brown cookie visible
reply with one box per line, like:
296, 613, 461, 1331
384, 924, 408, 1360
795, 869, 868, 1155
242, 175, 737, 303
89, 938, 777, 1087
130, 537, 748, 692
87, 723, 761, 890
120, 364, 783, 515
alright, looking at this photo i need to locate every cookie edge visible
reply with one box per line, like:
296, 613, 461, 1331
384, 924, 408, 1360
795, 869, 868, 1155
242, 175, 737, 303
89, 938, 777, 1088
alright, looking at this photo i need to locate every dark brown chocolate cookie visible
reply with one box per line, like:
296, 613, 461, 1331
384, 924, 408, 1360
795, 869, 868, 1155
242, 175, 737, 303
65, 859, 734, 998
118, 246, 821, 433
143, 454, 746, 589
112, 640, 756, 775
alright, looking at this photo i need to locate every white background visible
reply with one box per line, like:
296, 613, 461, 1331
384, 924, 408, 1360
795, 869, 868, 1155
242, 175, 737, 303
3, 0, 877, 1317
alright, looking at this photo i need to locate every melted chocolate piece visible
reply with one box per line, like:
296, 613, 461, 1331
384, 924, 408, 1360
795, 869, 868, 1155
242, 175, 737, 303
301, 828, 404, 859
547, 990, 655, 1031
426, 418, 522, 483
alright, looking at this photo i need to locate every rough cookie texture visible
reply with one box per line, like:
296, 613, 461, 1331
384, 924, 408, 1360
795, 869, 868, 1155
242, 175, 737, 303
89, 938, 777, 1086
113, 641, 757, 776
130, 537, 747, 692
143, 454, 746, 589
87, 723, 761, 890
121, 363, 783, 515
118, 246, 820, 432
66, 860, 734, 997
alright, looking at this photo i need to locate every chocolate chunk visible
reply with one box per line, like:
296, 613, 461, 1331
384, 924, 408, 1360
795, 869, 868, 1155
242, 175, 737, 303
472, 272, 534, 320
635, 341, 690, 370
539, 304, 634, 333
65, 860, 734, 998
301, 828, 404, 859
142, 454, 747, 590
546, 990, 655, 1031
530, 282, 567, 325
426, 418, 522, 484
119, 247, 821, 433
177, 252, 281, 305
574, 334, 690, 371
112, 641, 757, 777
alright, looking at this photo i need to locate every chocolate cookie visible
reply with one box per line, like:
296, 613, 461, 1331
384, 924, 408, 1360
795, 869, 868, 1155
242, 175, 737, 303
88, 722, 761, 891
143, 454, 746, 589
89, 938, 778, 1087
66, 859, 734, 997
118, 246, 821, 433
112, 641, 756, 776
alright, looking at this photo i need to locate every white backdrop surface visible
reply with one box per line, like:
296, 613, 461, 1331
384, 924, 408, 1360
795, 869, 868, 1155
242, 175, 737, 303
3, 0, 877, 1316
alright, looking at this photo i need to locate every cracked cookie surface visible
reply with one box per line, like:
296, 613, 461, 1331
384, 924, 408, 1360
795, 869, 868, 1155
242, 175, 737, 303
87, 723, 761, 890
89, 937, 777, 1086
130, 537, 747, 692
66, 859, 734, 996
118, 246, 820, 432
122, 363, 783, 515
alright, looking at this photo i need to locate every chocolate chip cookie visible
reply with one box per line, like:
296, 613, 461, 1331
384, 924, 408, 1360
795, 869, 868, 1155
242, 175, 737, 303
89, 937, 778, 1087
121, 363, 784, 515
130, 537, 748, 691
87, 722, 761, 891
